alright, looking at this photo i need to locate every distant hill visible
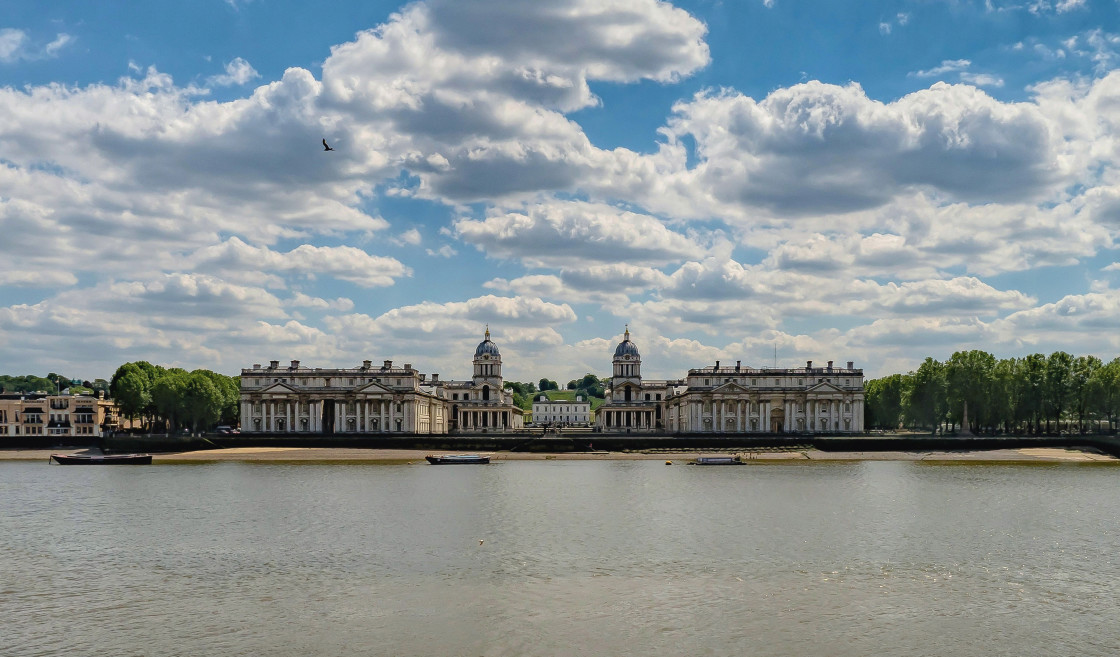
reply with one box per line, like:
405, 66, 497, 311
534, 389, 606, 415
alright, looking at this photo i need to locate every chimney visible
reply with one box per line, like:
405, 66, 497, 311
715, 360, 720, 370
362, 360, 372, 369
253, 364, 260, 369
419, 374, 426, 382
290, 360, 300, 369
807, 360, 813, 369
847, 361, 854, 370
382, 360, 392, 369
735, 360, 741, 371
431, 373, 439, 383
404, 363, 412, 371
269, 360, 279, 369
827, 360, 833, 371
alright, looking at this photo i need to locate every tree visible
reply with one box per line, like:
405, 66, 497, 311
150, 369, 189, 433
902, 358, 947, 434
1043, 351, 1074, 433
1071, 355, 1102, 434
1090, 358, 1120, 434
946, 350, 996, 433
864, 374, 903, 430
182, 371, 223, 434
538, 378, 559, 391
111, 369, 152, 426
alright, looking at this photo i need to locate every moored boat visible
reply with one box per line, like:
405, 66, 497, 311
425, 454, 491, 464
49, 453, 153, 465
691, 455, 743, 465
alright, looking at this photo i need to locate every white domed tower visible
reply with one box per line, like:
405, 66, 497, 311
612, 326, 642, 402
473, 327, 503, 400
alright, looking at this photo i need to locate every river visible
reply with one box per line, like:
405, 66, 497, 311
2, 459, 1118, 656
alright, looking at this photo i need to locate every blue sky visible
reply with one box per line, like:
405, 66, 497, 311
2, 0, 1120, 383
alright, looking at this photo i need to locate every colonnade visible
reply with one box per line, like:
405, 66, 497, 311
600, 408, 657, 431
457, 409, 512, 430
242, 398, 434, 433
666, 396, 864, 433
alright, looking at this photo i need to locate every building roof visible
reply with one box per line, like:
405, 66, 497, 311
613, 326, 640, 358
475, 327, 501, 358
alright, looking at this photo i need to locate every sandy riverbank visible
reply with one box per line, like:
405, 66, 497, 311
5, 446, 1116, 462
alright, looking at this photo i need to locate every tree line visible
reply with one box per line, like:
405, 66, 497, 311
864, 351, 1120, 435
0, 373, 109, 395
110, 361, 239, 434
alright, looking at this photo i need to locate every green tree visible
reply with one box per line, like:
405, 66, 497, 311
945, 350, 996, 433
150, 369, 189, 433
110, 369, 152, 426
864, 374, 903, 430
1092, 358, 1120, 433
183, 371, 223, 434
1044, 351, 1074, 433
902, 358, 947, 434
1070, 355, 1102, 433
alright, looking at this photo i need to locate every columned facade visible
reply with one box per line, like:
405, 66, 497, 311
240, 359, 448, 435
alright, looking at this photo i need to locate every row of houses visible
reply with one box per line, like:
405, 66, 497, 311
240, 328, 865, 435
0, 392, 118, 439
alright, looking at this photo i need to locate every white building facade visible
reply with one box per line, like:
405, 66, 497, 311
240, 359, 449, 435
664, 359, 865, 434
531, 395, 591, 426
596, 329, 865, 435
240, 329, 524, 435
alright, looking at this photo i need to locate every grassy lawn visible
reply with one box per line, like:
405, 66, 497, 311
539, 389, 606, 411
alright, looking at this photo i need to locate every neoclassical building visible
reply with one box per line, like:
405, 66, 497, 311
240, 329, 523, 435
240, 359, 448, 434
531, 394, 591, 426
433, 328, 525, 433
595, 329, 864, 434
594, 327, 671, 433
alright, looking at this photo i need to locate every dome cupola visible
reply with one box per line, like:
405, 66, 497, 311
613, 326, 640, 359
475, 327, 501, 358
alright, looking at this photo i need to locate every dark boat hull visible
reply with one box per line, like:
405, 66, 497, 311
50, 453, 153, 465
692, 457, 743, 465
425, 455, 490, 464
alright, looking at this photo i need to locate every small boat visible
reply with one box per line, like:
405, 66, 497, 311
49, 453, 153, 465
425, 454, 491, 464
691, 455, 743, 465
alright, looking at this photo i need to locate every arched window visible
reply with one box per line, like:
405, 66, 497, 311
482, 385, 490, 401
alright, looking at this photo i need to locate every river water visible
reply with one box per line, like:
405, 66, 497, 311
2, 459, 1118, 656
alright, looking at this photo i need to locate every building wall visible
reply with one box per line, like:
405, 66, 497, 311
0, 393, 118, 439
531, 395, 591, 425
240, 359, 448, 435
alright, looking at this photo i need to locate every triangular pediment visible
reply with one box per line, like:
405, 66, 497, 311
353, 381, 396, 395
258, 382, 298, 394
711, 381, 750, 395
806, 381, 845, 393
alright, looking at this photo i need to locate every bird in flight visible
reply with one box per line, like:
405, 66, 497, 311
322, 138, 335, 151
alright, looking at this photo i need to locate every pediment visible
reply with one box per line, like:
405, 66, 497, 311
353, 381, 396, 395
711, 381, 750, 395
806, 381, 845, 394
257, 382, 299, 394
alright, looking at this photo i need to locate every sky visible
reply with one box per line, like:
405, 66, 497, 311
2, 0, 1120, 384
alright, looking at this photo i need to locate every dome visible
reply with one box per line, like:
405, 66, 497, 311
475, 327, 501, 358
613, 327, 640, 358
